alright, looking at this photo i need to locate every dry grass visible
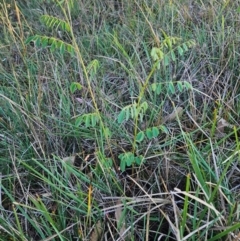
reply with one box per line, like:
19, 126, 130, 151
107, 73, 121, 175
0, 0, 239, 240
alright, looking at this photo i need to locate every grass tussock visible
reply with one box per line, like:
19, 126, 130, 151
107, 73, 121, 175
0, 0, 240, 240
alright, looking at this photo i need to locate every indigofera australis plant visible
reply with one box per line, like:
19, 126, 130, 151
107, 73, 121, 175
25, 13, 195, 172
116, 33, 195, 171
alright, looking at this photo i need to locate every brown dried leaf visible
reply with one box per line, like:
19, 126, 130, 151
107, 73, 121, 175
62, 155, 75, 165
115, 199, 127, 240
233, 232, 240, 241
163, 107, 183, 123
90, 220, 103, 241
216, 116, 233, 134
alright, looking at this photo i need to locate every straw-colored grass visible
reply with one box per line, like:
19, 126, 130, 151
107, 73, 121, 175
0, 0, 239, 240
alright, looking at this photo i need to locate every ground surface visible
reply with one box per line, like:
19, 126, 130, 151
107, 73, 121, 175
0, 1, 240, 240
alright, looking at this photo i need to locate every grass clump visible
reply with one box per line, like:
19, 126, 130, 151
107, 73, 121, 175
0, 0, 239, 240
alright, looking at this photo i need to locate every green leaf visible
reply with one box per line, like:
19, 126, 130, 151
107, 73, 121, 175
106, 158, 113, 168
91, 114, 97, 127
166, 38, 172, 48
170, 50, 176, 62
87, 59, 100, 77
177, 46, 184, 56
168, 81, 175, 94
135, 156, 144, 165
151, 47, 158, 61
156, 83, 162, 95
131, 104, 137, 119
187, 40, 196, 48
50, 41, 56, 52
104, 127, 112, 138
67, 44, 74, 54
146, 128, 153, 139
40, 15, 71, 33
75, 116, 82, 127
120, 159, 126, 172
151, 47, 164, 62
85, 115, 90, 127
41, 36, 49, 47
158, 49, 164, 60
118, 153, 124, 159
146, 127, 159, 139
125, 108, 130, 121
136, 131, 145, 143
25, 35, 36, 45
70, 82, 82, 93
141, 101, 148, 112
36, 36, 43, 47
163, 55, 170, 66
79, 113, 99, 127
56, 40, 61, 49
139, 112, 144, 122
126, 153, 135, 166
151, 83, 157, 92
182, 43, 188, 51
65, 22, 71, 32
150, 83, 161, 95
152, 127, 159, 138
118, 110, 125, 124
59, 42, 65, 54
159, 125, 169, 134
177, 81, 183, 92
183, 81, 193, 90
119, 152, 135, 171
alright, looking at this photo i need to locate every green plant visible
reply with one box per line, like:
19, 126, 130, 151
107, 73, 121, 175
116, 32, 195, 171
118, 152, 145, 172
1, 0, 240, 240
